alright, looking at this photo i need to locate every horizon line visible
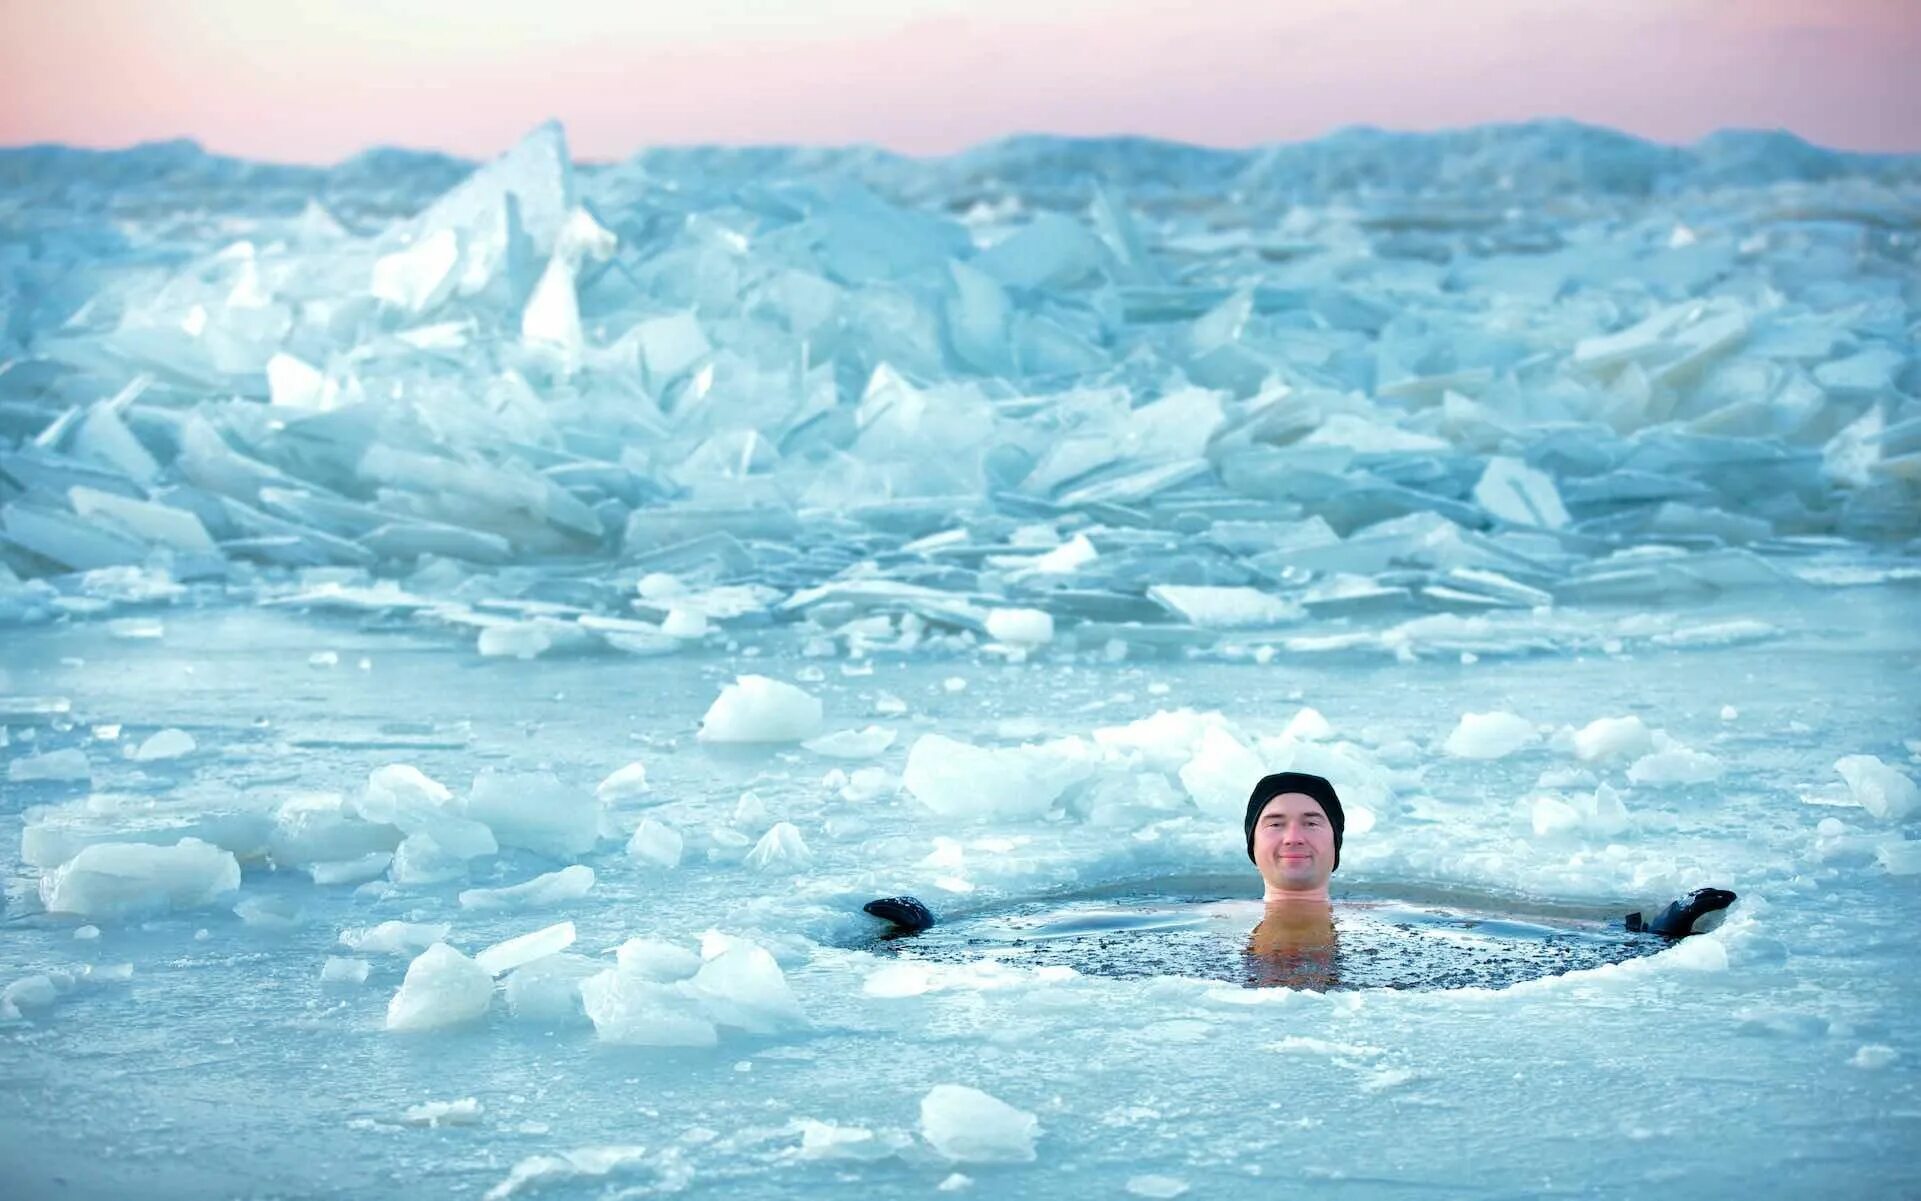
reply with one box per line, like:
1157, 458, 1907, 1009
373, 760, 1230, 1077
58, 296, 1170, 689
4, 115, 1915, 174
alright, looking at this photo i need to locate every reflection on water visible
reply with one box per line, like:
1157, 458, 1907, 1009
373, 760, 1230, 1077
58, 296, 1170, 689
1243, 901, 1339, 990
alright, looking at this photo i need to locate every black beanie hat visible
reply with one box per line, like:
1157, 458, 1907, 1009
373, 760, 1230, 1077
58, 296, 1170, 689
1244, 772, 1345, 871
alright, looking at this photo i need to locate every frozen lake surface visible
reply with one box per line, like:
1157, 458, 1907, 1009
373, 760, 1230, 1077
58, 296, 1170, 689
3, 118, 1920, 1196
3, 593, 1919, 1199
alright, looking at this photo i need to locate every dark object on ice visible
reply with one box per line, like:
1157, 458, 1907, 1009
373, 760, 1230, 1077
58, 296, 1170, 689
1625, 887, 1737, 938
863, 895, 935, 934
1244, 771, 1346, 870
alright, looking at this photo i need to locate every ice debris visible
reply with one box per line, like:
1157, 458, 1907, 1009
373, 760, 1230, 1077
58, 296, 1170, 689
1570, 716, 1655, 762
578, 935, 802, 1045
402, 1097, 484, 1127
484, 1145, 654, 1201
39, 838, 241, 919
339, 920, 452, 956
459, 865, 595, 911
905, 733, 1092, 822
8, 748, 90, 782
594, 761, 649, 801
1442, 711, 1536, 759
475, 921, 576, 976
791, 1119, 911, 1162
744, 822, 813, 872
697, 675, 824, 744
321, 957, 370, 985
626, 818, 683, 868
386, 943, 494, 1032
26, 118, 1901, 686
1628, 741, 1724, 784
465, 769, 597, 858
132, 727, 196, 760
504, 952, 599, 1022
919, 1084, 1040, 1163
802, 725, 896, 759
1834, 755, 1918, 821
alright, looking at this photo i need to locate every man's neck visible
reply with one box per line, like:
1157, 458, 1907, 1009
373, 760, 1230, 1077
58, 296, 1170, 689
1262, 886, 1331, 903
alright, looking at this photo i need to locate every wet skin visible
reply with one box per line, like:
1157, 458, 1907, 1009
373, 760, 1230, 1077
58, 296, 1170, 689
1244, 898, 1339, 990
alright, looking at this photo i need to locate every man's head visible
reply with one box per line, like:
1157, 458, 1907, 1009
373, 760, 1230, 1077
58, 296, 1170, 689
1244, 772, 1345, 898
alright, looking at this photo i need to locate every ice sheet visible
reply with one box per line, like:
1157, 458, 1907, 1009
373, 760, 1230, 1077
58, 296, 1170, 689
2, 119, 1919, 1200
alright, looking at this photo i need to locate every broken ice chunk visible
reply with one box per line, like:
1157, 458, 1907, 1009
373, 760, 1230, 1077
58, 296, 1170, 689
1442, 712, 1536, 759
464, 769, 597, 858
39, 838, 241, 920
1147, 585, 1301, 628
984, 608, 1054, 646
69, 486, 220, 554
371, 229, 460, 313
233, 893, 304, 929
1473, 457, 1569, 529
903, 734, 1091, 822
339, 920, 453, 956
4, 974, 59, 1015
310, 852, 395, 885
579, 970, 716, 1046
1833, 756, 1918, 821
1588, 782, 1630, 836
633, 312, 712, 386
1814, 347, 1904, 398
477, 621, 557, 660
1281, 707, 1334, 742
697, 675, 824, 744
321, 957, 371, 985
271, 792, 401, 870
660, 606, 709, 639
265, 352, 332, 410
744, 822, 813, 872
682, 940, 806, 1034
595, 761, 649, 801
389, 833, 472, 885
458, 865, 595, 911
1570, 716, 1654, 761
401, 1097, 484, 1127
2, 502, 149, 570
1178, 726, 1267, 819
503, 952, 599, 1022
521, 252, 583, 368
801, 726, 896, 759
1627, 743, 1724, 784
1877, 841, 1921, 876
626, 819, 683, 868
614, 938, 702, 981
357, 766, 498, 861
919, 1084, 1039, 1163
475, 921, 577, 976
8, 747, 91, 782
132, 727, 196, 761
1530, 794, 1583, 837
483, 1145, 655, 1201
386, 943, 494, 1032
792, 1119, 909, 1162
1020, 533, 1098, 576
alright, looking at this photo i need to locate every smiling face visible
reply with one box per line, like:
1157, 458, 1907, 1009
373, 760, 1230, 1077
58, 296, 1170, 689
1251, 792, 1337, 900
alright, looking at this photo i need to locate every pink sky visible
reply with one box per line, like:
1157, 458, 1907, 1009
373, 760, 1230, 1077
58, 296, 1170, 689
2, 0, 1917, 162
